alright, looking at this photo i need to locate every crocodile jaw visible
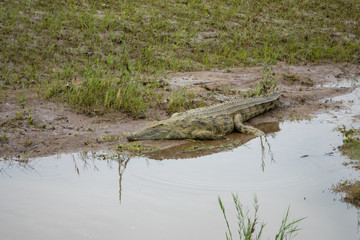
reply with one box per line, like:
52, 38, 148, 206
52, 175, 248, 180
127, 122, 176, 140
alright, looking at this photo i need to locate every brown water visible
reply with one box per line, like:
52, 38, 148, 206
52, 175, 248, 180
1, 85, 360, 240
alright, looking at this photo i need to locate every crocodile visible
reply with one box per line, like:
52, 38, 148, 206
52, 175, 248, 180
127, 92, 281, 140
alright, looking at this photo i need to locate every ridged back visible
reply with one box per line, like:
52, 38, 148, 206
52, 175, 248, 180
173, 92, 281, 119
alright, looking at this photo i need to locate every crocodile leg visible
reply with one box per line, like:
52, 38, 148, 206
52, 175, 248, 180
234, 114, 265, 136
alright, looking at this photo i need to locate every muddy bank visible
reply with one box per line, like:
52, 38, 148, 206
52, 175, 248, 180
1, 63, 359, 158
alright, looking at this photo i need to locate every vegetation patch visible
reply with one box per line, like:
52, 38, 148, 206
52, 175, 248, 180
333, 127, 360, 207
1, 134, 8, 144
244, 79, 276, 98
342, 139, 360, 161
338, 127, 360, 161
333, 180, 360, 208
166, 86, 203, 114
1, 0, 359, 116
218, 194, 305, 240
1, 108, 33, 128
243, 65, 278, 98
42, 67, 163, 118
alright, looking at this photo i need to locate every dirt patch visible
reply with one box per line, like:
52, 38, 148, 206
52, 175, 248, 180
1, 63, 360, 159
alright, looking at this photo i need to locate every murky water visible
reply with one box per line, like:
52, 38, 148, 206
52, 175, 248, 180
1, 85, 360, 240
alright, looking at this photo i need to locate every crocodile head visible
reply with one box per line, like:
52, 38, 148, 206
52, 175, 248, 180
127, 121, 177, 140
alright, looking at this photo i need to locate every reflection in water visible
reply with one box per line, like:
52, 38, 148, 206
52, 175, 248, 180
260, 136, 276, 171
358, 211, 360, 233
146, 121, 279, 172
65, 135, 276, 205
74, 152, 131, 203
116, 155, 130, 202
148, 121, 280, 161
0, 157, 38, 176
65, 122, 280, 203
72, 152, 103, 175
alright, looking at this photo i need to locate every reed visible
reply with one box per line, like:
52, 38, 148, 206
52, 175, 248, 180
218, 194, 305, 240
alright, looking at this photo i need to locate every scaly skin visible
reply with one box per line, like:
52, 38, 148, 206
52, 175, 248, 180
127, 92, 281, 140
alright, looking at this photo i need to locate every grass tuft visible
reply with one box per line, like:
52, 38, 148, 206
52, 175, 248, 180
166, 86, 202, 114
218, 194, 305, 240
338, 126, 360, 160
42, 65, 161, 118
243, 64, 278, 98
333, 180, 360, 207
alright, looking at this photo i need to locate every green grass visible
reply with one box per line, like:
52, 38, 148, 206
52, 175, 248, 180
333, 127, 360, 207
1, 134, 8, 144
218, 194, 305, 240
1, 0, 359, 116
42, 65, 162, 117
243, 64, 279, 98
166, 86, 203, 114
342, 139, 360, 160
338, 127, 360, 160
333, 180, 360, 207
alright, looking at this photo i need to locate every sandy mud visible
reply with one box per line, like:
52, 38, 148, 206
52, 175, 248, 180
1, 63, 359, 158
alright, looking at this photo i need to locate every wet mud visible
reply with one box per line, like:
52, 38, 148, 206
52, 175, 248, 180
1, 63, 359, 158
1, 71, 360, 240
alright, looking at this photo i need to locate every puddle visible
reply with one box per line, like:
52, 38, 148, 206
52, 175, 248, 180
1, 84, 360, 240
319, 77, 359, 89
